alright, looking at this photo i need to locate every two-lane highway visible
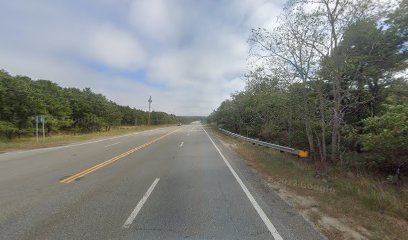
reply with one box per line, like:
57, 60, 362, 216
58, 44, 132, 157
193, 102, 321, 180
0, 123, 325, 239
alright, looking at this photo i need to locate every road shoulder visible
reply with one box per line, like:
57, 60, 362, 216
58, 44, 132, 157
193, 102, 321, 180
205, 127, 326, 240
209, 127, 408, 240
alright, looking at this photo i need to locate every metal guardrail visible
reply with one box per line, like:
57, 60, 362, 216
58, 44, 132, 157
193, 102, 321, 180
218, 128, 309, 158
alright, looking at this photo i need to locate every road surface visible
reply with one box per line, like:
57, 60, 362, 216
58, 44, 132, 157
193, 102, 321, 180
0, 123, 325, 240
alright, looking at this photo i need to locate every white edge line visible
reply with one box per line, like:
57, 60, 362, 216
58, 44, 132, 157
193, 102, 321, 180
123, 178, 160, 228
179, 142, 184, 148
0, 126, 173, 157
202, 127, 284, 240
104, 142, 121, 148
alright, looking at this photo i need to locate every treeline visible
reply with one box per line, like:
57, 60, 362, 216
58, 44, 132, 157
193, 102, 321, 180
177, 116, 206, 124
0, 70, 177, 139
209, 0, 408, 177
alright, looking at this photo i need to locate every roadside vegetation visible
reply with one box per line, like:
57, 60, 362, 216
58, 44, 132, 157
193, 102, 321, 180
208, 0, 408, 183
214, 129, 408, 239
209, 0, 407, 238
0, 70, 177, 141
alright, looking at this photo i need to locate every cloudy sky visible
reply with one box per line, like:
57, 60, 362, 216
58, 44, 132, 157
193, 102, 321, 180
0, 0, 283, 115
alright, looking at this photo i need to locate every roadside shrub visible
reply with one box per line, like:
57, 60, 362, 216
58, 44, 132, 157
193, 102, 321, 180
0, 121, 20, 139
361, 99, 408, 175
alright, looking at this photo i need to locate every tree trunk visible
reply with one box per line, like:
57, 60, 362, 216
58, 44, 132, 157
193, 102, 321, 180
315, 81, 328, 162
305, 117, 316, 161
331, 77, 341, 162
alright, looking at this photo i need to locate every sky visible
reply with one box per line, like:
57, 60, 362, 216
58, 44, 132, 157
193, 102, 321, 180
0, 0, 284, 116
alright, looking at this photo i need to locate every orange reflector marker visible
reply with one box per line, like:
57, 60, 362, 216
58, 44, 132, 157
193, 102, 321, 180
298, 150, 309, 158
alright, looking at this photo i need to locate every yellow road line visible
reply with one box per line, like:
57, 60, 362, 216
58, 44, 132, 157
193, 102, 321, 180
60, 128, 180, 183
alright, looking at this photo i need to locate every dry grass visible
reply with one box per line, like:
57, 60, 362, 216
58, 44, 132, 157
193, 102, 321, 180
213, 129, 408, 240
0, 125, 174, 153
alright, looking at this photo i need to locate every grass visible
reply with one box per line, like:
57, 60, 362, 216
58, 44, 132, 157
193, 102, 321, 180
212, 128, 408, 240
0, 125, 174, 153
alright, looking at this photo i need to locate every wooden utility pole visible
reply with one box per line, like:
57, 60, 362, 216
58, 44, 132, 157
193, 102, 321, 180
148, 96, 152, 125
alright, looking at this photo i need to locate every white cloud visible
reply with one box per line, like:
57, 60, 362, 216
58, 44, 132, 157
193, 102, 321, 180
228, 0, 283, 28
147, 30, 249, 87
128, 0, 185, 42
83, 24, 146, 70
0, 0, 284, 116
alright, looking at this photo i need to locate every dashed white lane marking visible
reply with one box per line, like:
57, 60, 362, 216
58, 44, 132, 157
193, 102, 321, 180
179, 142, 184, 148
202, 128, 284, 240
104, 142, 120, 148
123, 178, 160, 228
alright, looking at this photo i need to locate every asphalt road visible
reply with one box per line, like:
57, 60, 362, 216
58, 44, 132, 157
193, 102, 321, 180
0, 123, 325, 240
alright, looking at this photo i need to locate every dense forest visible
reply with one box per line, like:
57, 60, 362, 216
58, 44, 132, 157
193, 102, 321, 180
0, 70, 177, 139
209, 0, 408, 178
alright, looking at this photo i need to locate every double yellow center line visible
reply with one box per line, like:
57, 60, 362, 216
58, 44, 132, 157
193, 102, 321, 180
60, 128, 180, 184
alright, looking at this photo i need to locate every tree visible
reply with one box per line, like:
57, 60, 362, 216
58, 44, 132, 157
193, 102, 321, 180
211, 0, 408, 177
0, 69, 177, 139
361, 97, 408, 175
249, 7, 323, 160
